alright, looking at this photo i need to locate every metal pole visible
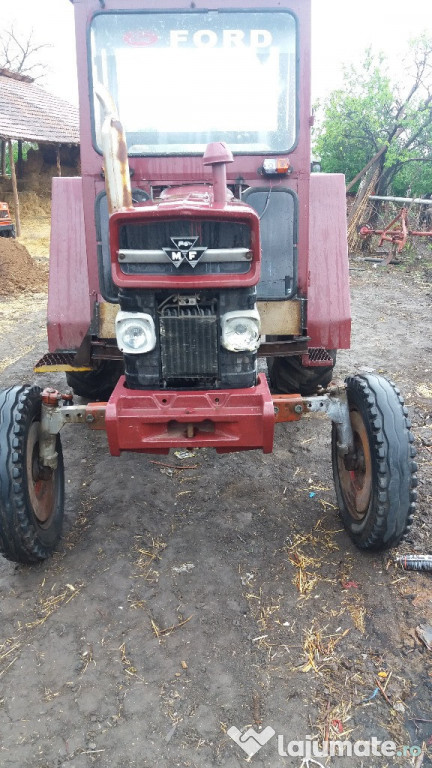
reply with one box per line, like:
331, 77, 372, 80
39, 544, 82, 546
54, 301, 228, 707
369, 195, 432, 206
8, 139, 21, 237
94, 83, 132, 214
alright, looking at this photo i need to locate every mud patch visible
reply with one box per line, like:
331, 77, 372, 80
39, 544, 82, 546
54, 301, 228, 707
0, 237, 48, 295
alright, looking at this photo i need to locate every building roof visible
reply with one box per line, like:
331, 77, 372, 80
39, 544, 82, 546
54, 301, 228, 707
0, 69, 79, 145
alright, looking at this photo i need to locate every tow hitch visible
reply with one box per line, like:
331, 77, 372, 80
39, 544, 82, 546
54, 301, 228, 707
39, 388, 107, 469
273, 383, 354, 456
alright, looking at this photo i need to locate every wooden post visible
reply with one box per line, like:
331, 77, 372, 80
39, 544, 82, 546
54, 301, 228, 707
0, 141, 5, 177
8, 140, 21, 237
17, 140, 23, 178
56, 145, 62, 177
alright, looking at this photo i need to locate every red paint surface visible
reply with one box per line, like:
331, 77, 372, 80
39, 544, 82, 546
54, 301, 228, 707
105, 374, 275, 455
307, 174, 351, 349
48, 178, 92, 351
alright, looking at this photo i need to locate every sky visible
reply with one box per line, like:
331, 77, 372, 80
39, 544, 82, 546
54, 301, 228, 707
0, 0, 431, 105
311, 0, 432, 101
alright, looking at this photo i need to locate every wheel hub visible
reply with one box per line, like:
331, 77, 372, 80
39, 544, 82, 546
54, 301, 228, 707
339, 410, 372, 519
26, 422, 55, 524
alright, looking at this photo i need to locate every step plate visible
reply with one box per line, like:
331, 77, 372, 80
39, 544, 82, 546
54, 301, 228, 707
34, 352, 92, 373
301, 348, 334, 367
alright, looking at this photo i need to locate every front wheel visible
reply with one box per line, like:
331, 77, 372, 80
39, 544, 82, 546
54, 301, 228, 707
0, 386, 64, 563
332, 374, 417, 551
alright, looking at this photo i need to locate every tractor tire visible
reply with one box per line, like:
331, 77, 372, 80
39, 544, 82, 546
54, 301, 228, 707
332, 374, 417, 551
269, 351, 336, 396
66, 360, 123, 401
0, 386, 64, 563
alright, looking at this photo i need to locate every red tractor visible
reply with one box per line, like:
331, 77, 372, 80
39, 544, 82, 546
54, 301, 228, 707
0, 0, 417, 563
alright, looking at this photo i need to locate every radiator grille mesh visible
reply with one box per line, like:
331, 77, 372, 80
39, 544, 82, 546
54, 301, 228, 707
160, 308, 218, 379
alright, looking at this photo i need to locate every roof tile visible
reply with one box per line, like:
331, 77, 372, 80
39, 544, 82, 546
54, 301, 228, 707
0, 74, 79, 144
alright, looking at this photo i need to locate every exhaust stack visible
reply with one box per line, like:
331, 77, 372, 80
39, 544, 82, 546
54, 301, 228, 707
94, 84, 133, 214
203, 142, 234, 204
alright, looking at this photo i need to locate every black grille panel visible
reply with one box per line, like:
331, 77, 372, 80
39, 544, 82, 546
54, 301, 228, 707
119, 218, 251, 276
160, 310, 218, 380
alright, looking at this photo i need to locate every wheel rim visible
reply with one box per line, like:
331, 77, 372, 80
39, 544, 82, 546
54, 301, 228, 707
26, 422, 55, 525
337, 410, 372, 521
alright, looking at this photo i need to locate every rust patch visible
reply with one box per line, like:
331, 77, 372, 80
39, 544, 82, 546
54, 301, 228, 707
273, 394, 306, 423
113, 118, 132, 210
113, 120, 128, 164
85, 403, 107, 430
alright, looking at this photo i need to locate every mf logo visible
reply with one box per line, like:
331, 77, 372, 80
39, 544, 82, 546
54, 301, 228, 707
163, 236, 207, 269
227, 725, 276, 757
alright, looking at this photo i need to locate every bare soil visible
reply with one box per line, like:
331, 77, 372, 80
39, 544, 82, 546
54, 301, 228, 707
0, 221, 430, 768
0, 238, 48, 296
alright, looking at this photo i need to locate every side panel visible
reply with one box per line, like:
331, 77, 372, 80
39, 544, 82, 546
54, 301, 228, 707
47, 177, 92, 351
307, 174, 351, 349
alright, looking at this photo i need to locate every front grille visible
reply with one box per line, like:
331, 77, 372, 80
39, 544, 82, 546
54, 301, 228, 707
0, 211, 8, 219
119, 218, 251, 277
160, 307, 218, 381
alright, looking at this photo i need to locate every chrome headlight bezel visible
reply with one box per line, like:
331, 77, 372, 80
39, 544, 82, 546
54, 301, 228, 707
220, 309, 261, 353
115, 311, 156, 355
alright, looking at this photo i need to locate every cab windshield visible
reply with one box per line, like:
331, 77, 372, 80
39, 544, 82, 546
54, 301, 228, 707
90, 11, 297, 156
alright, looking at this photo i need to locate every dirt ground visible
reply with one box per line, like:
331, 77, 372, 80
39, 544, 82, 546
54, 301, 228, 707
0, 238, 48, 296
0, 214, 431, 768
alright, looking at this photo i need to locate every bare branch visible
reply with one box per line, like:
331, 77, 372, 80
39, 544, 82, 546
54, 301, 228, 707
398, 157, 432, 165
0, 25, 51, 79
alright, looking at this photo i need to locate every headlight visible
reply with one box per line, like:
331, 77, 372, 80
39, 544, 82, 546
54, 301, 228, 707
115, 311, 156, 354
221, 310, 261, 352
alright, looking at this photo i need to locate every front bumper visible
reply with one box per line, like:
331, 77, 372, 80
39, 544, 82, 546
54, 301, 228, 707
38, 383, 353, 468
105, 374, 275, 455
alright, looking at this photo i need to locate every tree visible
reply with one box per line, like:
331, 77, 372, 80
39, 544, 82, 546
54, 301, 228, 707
0, 26, 50, 80
314, 38, 432, 197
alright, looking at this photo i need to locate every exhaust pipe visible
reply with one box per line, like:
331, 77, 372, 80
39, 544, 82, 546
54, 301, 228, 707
94, 83, 133, 214
203, 142, 234, 204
